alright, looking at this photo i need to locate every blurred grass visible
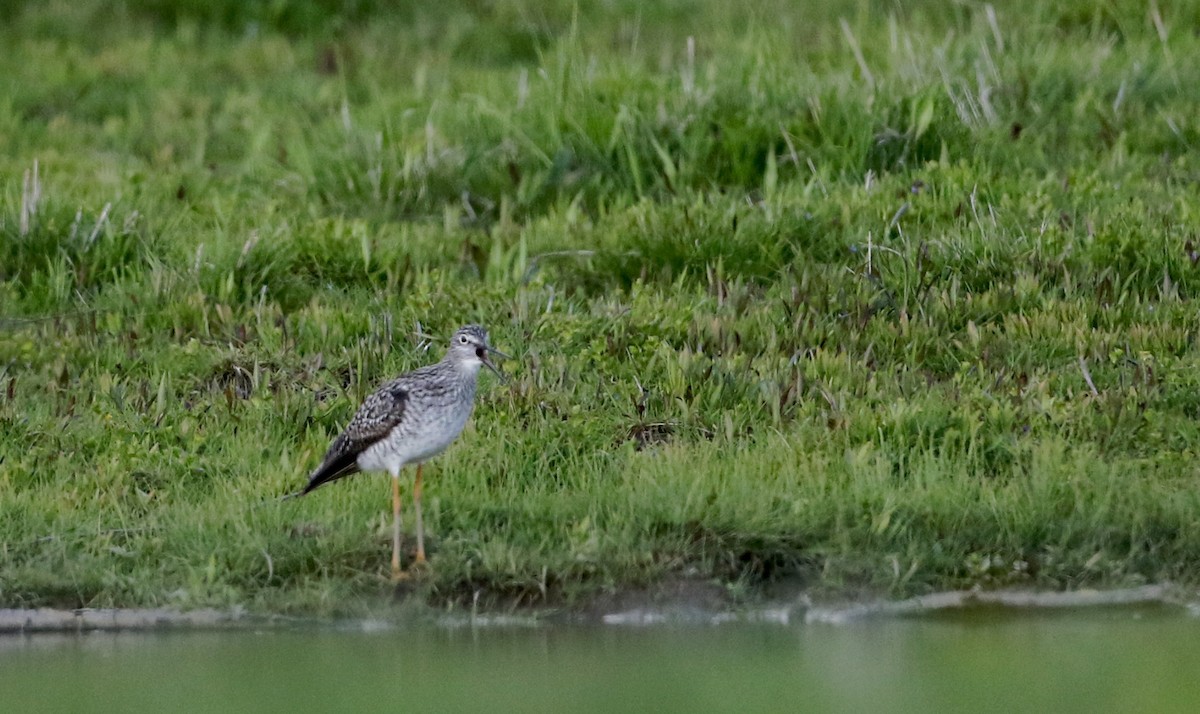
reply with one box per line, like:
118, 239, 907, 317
3, 0, 1200, 614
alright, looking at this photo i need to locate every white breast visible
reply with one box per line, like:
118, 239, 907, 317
356, 400, 476, 476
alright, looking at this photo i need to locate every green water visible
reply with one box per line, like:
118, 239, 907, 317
3, 609, 1198, 713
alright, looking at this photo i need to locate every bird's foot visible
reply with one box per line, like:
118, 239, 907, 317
408, 555, 431, 578
390, 567, 411, 583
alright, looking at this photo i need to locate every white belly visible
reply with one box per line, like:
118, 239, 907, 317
356, 403, 474, 476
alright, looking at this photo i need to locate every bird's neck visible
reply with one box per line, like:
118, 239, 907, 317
445, 356, 483, 378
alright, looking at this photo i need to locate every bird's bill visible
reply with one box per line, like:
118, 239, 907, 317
481, 348, 508, 382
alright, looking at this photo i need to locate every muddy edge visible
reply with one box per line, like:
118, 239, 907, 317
1, 584, 1189, 634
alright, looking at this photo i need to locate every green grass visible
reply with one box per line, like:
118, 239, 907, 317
4, 0, 1200, 615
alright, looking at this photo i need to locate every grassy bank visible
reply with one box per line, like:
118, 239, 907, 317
3, 0, 1200, 614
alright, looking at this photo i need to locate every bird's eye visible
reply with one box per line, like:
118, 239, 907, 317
459, 335, 469, 344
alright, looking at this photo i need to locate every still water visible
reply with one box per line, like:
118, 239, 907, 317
2, 607, 1198, 713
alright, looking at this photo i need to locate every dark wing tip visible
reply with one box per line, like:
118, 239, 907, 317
295, 379, 408, 496
300, 434, 363, 495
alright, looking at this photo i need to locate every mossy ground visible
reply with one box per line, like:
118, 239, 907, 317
3, 1, 1200, 615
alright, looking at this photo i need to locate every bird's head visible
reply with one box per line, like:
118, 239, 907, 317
448, 324, 508, 381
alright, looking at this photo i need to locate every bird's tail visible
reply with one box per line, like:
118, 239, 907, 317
258, 443, 360, 509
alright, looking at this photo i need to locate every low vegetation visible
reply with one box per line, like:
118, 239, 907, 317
3, 0, 1200, 614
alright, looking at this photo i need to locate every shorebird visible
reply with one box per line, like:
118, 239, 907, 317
293, 324, 507, 579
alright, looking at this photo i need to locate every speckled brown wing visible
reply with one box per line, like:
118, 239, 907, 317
300, 381, 409, 494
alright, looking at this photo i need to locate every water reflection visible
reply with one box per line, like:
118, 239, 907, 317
2, 611, 1198, 713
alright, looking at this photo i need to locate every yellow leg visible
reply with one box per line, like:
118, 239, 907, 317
414, 463, 426, 565
391, 473, 404, 579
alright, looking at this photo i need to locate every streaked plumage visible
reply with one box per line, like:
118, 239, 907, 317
294, 324, 506, 577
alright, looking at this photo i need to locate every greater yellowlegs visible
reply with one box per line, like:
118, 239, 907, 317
294, 324, 507, 579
